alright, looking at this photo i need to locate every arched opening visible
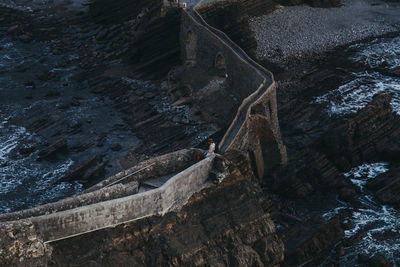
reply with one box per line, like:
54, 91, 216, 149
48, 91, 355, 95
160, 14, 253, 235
186, 30, 196, 61
215, 53, 227, 77
215, 53, 225, 70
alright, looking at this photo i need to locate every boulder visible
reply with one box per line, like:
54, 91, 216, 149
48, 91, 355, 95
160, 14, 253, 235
319, 94, 400, 169
59, 155, 106, 185
18, 33, 33, 43
38, 139, 68, 160
366, 165, 400, 206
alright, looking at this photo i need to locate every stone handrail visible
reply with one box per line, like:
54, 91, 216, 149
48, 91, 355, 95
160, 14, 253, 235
29, 156, 214, 243
0, 0, 283, 257
0, 182, 138, 223
188, 5, 276, 152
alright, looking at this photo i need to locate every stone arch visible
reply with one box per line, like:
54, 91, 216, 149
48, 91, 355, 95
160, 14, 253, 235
186, 30, 196, 61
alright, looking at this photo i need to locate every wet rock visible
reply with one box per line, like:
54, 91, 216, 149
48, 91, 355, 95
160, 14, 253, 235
14, 62, 30, 72
38, 139, 68, 160
135, 89, 145, 96
111, 144, 122, 151
57, 101, 70, 110
45, 90, 60, 97
319, 94, 400, 169
274, 149, 348, 198
283, 218, 344, 266
59, 155, 104, 184
18, 33, 33, 43
23, 81, 35, 88
389, 66, 400, 77
78, 161, 107, 184
96, 134, 107, 147
36, 70, 56, 81
49, 152, 284, 266
358, 254, 393, 267
70, 97, 81, 106
366, 165, 400, 205
96, 28, 108, 40
143, 92, 154, 99
7, 25, 19, 34
338, 186, 356, 201
19, 145, 36, 155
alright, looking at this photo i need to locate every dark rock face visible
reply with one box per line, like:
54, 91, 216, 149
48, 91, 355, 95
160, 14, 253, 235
283, 217, 345, 265
38, 139, 68, 160
366, 164, 400, 206
47, 152, 284, 267
125, 8, 182, 79
59, 155, 106, 185
89, 0, 162, 24
320, 94, 400, 169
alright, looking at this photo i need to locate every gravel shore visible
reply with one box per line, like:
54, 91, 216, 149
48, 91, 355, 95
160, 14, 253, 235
250, 0, 400, 63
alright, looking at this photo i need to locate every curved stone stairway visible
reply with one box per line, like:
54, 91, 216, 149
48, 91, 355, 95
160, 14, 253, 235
0, 0, 278, 248
188, 2, 275, 152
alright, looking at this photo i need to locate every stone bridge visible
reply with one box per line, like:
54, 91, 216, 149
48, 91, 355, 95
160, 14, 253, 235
0, 1, 286, 264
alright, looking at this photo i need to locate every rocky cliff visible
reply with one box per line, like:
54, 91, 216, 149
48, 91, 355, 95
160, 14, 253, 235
43, 152, 284, 266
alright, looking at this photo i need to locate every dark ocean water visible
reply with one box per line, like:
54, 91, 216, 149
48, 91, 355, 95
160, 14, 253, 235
315, 36, 400, 115
0, 35, 141, 213
316, 35, 400, 265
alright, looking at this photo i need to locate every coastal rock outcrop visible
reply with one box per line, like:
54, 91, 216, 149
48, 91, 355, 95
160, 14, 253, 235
46, 152, 284, 266
319, 94, 400, 170
366, 164, 400, 206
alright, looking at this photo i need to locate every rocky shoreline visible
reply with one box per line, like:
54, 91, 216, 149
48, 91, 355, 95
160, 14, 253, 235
2, 0, 400, 265
0, 0, 217, 201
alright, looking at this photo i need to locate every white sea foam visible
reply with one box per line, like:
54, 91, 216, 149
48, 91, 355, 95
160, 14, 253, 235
0, 125, 79, 212
344, 162, 389, 179
315, 37, 400, 117
349, 36, 400, 69
341, 162, 400, 260
314, 72, 400, 116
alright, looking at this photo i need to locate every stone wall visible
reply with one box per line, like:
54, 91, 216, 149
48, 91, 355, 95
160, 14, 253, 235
180, 11, 265, 124
29, 156, 214, 243
86, 148, 201, 192
0, 183, 138, 223
181, 7, 287, 179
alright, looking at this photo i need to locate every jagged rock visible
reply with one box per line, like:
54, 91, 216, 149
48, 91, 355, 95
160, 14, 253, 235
366, 165, 400, 206
274, 148, 352, 198
389, 66, 400, 77
7, 25, 19, 34
19, 33, 33, 43
36, 70, 57, 81
358, 254, 393, 267
23, 81, 35, 88
59, 155, 105, 184
283, 218, 344, 265
319, 94, 400, 169
70, 97, 81, 106
111, 144, 122, 151
0, 220, 50, 266
14, 62, 31, 72
45, 152, 284, 266
19, 145, 36, 156
25, 94, 33, 99
38, 139, 68, 160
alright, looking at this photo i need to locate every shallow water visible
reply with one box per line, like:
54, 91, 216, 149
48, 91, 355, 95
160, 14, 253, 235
314, 36, 400, 116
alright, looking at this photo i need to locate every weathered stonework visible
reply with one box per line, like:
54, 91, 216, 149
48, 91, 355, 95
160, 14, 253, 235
0, 0, 287, 265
